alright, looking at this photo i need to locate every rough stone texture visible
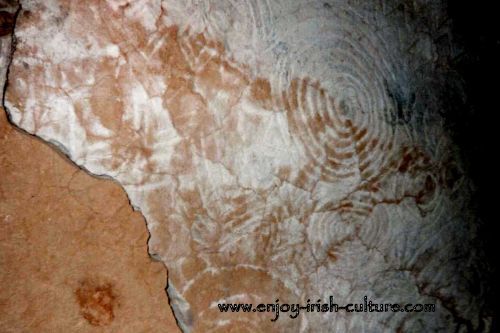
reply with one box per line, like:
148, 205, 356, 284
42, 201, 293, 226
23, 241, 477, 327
0, 116, 180, 333
0, 3, 180, 331
2, 0, 492, 332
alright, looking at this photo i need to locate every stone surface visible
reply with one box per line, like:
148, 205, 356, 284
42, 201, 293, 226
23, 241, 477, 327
0, 3, 180, 331
2, 0, 492, 332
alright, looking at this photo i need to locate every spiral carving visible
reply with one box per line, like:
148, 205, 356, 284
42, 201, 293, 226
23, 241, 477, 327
3, 0, 488, 331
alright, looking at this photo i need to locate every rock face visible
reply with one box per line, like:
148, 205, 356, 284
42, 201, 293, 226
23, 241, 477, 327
0, 2, 179, 332
2, 0, 491, 332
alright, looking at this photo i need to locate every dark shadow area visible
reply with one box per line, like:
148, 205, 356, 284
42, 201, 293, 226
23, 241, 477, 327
446, 1, 499, 331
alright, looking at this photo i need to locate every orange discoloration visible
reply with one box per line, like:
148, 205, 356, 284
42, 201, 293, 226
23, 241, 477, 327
307, 112, 327, 133
75, 278, 118, 327
159, 26, 192, 74
169, 139, 195, 174
90, 73, 123, 132
166, 80, 212, 140
250, 77, 272, 109
181, 255, 208, 282
277, 166, 291, 180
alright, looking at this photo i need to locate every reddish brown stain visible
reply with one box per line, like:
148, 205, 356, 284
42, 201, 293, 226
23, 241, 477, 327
89, 63, 124, 132
398, 151, 413, 172
397, 146, 433, 174
250, 77, 272, 109
327, 248, 338, 262
353, 127, 367, 142
75, 278, 118, 326
414, 175, 435, 205
277, 166, 291, 180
